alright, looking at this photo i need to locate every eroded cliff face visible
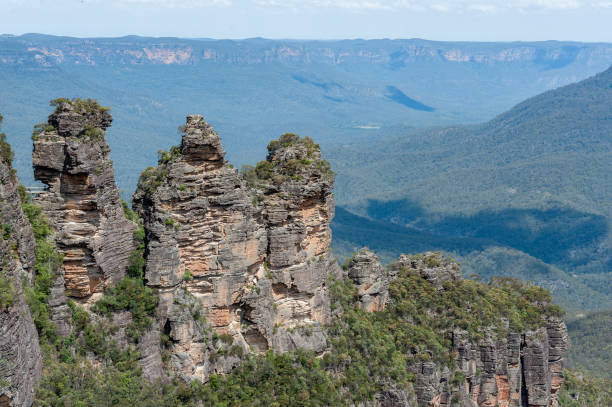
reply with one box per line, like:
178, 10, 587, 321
352, 251, 570, 407
32, 100, 136, 302
133, 117, 340, 381
0, 145, 42, 407
2, 101, 571, 406
345, 249, 392, 312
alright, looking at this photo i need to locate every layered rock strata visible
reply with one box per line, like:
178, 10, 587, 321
345, 248, 391, 312
0, 145, 42, 407
356, 251, 570, 407
133, 118, 340, 381
32, 100, 136, 301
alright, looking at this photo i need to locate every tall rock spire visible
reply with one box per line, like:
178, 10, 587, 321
133, 117, 341, 381
32, 98, 136, 300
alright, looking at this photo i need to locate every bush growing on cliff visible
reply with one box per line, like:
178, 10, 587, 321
0, 272, 15, 309
122, 199, 146, 280
267, 133, 319, 155
136, 166, 169, 199
241, 132, 335, 188
158, 145, 181, 165
19, 189, 64, 345
50, 97, 110, 115
92, 277, 159, 340
0, 114, 15, 168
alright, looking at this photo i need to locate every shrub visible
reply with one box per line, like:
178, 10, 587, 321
50, 97, 110, 115
1, 223, 12, 240
136, 166, 168, 199
92, 277, 159, 340
158, 145, 181, 165
0, 273, 15, 309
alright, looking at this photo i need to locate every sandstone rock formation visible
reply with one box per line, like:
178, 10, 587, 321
133, 118, 340, 381
345, 248, 391, 312
2, 102, 571, 407
357, 252, 570, 407
398, 252, 462, 289
32, 99, 136, 301
0, 139, 42, 407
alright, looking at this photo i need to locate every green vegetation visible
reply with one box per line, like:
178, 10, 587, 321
566, 311, 612, 379
266, 133, 319, 155
241, 133, 334, 188
189, 260, 562, 405
182, 269, 194, 281
158, 145, 182, 165
31, 123, 56, 139
1, 222, 12, 240
20, 188, 63, 344
165, 217, 178, 230
17, 190, 160, 406
29, 245, 569, 406
191, 350, 343, 406
559, 370, 612, 407
135, 165, 169, 199
321, 265, 561, 401
122, 199, 146, 279
92, 278, 159, 340
32, 273, 160, 404
0, 272, 15, 309
0, 113, 15, 167
329, 66, 612, 315
50, 97, 110, 115
82, 125, 105, 141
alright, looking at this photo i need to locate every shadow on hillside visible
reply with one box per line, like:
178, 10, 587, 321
331, 207, 493, 263
336, 198, 609, 269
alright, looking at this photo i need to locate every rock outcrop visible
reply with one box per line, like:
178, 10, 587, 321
133, 118, 340, 381
355, 251, 570, 407
2, 101, 571, 407
398, 252, 462, 290
345, 248, 391, 312
0, 134, 42, 407
32, 99, 136, 301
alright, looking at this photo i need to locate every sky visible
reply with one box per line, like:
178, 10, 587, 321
1, 0, 612, 41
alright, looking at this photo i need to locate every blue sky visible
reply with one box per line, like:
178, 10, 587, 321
1, 0, 612, 41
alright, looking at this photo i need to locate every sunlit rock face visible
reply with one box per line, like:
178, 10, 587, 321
32, 100, 136, 302
133, 117, 341, 381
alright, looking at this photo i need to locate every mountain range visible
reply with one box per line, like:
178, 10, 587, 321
1, 34, 612, 198
330, 64, 612, 315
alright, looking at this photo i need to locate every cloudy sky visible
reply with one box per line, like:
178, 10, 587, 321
1, 0, 611, 41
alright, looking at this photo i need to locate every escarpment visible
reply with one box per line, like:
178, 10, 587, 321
31, 99, 136, 301
347, 251, 571, 407
0, 102, 573, 407
132, 117, 341, 381
0, 128, 42, 407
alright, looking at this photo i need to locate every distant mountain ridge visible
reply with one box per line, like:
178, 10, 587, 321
4, 34, 612, 67
1, 34, 612, 198
330, 64, 612, 314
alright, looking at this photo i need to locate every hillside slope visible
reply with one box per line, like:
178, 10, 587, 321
330, 65, 612, 313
